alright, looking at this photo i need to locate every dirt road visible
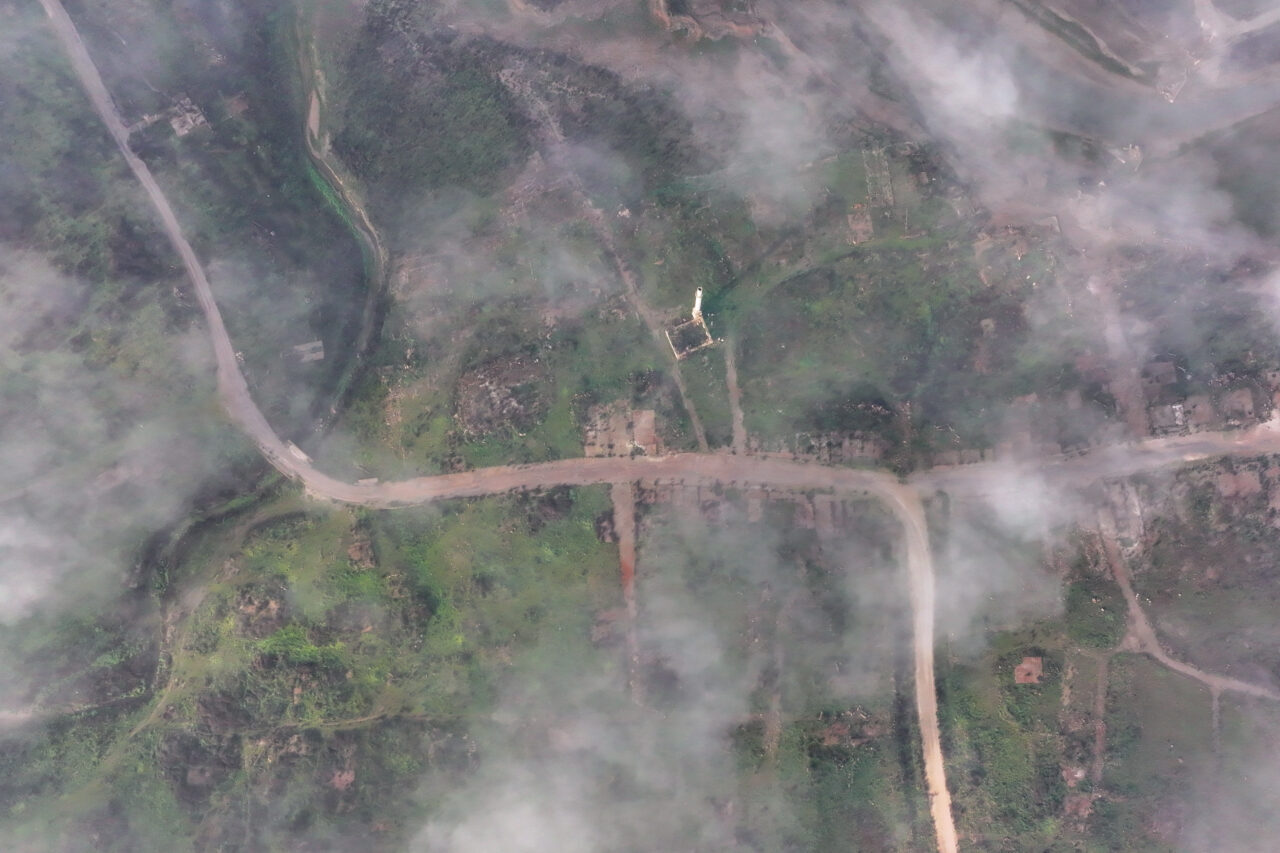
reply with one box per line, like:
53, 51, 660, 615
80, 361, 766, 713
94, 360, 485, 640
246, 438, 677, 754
1099, 519, 1280, 702
46, 2, 1280, 849
36, 12, 960, 835
914, 418, 1280, 498
36, 0, 299, 480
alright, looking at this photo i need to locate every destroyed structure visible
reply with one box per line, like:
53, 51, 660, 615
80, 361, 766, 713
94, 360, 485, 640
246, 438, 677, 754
584, 402, 661, 457
665, 287, 715, 360
167, 97, 209, 137
292, 340, 325, 364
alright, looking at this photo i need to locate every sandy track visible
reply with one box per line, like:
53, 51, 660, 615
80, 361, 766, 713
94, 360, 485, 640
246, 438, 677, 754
915, 417, 1280, 498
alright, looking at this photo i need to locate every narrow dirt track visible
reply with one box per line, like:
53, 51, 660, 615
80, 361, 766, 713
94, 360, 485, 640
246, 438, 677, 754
724, 338, 748, 455
914, 418, 1280, 498
1099, 522, 1280, 702
609, 482, 642, 703
1090, 653, 1109, 787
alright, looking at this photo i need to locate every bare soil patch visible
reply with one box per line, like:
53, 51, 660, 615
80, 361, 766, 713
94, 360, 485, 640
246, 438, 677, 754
1015, 656, 1045, 684
454, 353, 548, 436
236, 585, 288, 639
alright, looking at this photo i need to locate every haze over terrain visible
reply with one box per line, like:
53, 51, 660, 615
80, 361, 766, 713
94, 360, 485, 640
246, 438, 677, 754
6, 0, 1280, 851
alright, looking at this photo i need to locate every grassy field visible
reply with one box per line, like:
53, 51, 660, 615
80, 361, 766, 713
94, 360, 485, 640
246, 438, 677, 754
286, 0, 1107, 472
680, 347, 736, 449
1094, 654, 1214, 851
930, 514, 1226, 851
1131, 459, 1280, 679
15, 1, 1276, 849
731, 712, 929, 851
1, 482, 942, 850
937, 623, 1068, 849
327, 293, 698, 478
729, 240, 1041, 446
1104, 655, 1213, 798
1, 485, 626, 849
1202, 695, 1280, 849
1064, 563, 1126, 650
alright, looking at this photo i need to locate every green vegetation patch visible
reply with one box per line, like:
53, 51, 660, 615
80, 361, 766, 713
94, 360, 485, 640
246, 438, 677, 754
1065, 565, 1126, 649
333, 292, 698, 476
729, 237, 1047, 451
938, 625, 1067, 846
1104, 654, 1212, 797
1133, 460, 1280, 677
1093, 654, 1214, 850
638, 490, 924, 850
731, 713, 928, 852
1195, 696, 1280, 851
680, 347, 735, 448
333, 34, 530, 208
11, 485, 624, 849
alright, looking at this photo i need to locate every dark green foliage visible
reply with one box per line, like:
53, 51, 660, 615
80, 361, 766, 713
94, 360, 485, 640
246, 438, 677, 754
1065, 571, 1126, 649
938, 625, 1070, 845
0, 706, 137, 809
334, 35, 529, 207
42, 0, 376, 430
1089, 798, 1157, 852
1124, 252, 1280, 379
0, 15, 160, 281
258, 624, 347, 669
732, 238, 1055, 452
808, 381, 898, 434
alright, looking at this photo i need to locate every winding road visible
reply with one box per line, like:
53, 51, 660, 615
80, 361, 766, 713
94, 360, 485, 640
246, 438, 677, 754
38, 2, 958, 841
38, 1, 1280, 850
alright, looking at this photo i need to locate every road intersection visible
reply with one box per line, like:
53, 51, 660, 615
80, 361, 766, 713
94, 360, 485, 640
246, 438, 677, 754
40, 1, 1280, 848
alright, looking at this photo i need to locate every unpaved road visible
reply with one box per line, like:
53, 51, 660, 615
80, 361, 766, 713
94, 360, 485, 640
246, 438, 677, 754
914, 418, 1280, 498
1099, 521, 1280, 702
45, 2, 1280, 850
41, 7, 956, 846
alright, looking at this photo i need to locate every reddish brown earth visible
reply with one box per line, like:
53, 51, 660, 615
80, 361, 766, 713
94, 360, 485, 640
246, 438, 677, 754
609, 482, 642, 703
